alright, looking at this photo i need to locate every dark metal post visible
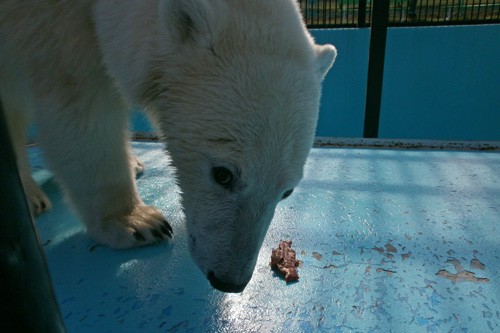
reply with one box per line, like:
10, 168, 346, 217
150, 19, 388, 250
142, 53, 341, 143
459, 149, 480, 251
358, 0, 367, 27
363, 0, 389, 138
0, 98, 66, 332
408, 0, 417, 20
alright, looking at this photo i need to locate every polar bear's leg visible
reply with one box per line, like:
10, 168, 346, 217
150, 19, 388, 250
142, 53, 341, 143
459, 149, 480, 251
5, 111, 52, 216
36, 83, 172, 249
1, 70, 52, 216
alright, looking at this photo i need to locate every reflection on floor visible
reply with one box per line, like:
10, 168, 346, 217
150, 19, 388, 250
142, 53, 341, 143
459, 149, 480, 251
30, 142, 499, 332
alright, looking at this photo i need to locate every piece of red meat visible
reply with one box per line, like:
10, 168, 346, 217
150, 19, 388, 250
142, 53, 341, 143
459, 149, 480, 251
270, 240, 300, 282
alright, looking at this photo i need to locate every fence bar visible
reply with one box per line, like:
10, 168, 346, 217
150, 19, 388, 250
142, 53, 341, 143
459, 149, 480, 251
358, 0, 367, 26
299, 0, 500, 28
0, 98, 66, 333
363, 0, 390, 138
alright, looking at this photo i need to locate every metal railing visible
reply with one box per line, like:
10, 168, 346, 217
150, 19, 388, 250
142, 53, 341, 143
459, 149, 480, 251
0, 97, 66, 332
299, 0, 500, 28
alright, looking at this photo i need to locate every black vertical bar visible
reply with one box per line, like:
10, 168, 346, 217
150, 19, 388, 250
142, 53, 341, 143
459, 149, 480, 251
307, 0, 310, 23
408, 0, 417, 20
438, 0, 444, 22
470, 0, 475, 20
0, 98, 66, 332
328, 0, 332, 25
323, 1, 327, 26
430, 0, 437, 22
334, 0, 338, 25
316, 0, 320, 25
302, 0, 306, 23
451, 0, 457, 21
363, 0, 389, 138
352, 0, 355, 25
418, 0, 425, 21
468, 0, 473, 21
390, 0, 394, 23
358, 0, 367, 27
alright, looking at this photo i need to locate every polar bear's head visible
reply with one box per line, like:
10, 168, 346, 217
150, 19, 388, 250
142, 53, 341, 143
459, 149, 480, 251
145, 0, 336, 292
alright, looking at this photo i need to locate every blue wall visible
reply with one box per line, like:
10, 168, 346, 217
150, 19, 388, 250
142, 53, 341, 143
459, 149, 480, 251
312, 29, 370, 138
380, 25, 500, 141
311, 24, 500, 141
133, 25, 499, 141
131, 109, 154, 134
29, 25, 499, 142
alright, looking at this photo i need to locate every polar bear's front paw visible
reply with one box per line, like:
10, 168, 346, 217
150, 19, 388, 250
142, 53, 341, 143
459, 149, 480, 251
22, 174, 52, 216
89, 205, 173, 249
30, 191, 52, 216
131, 155, 145, 177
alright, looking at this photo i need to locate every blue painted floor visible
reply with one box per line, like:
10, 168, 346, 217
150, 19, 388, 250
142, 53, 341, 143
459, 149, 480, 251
30, 142, 500, 332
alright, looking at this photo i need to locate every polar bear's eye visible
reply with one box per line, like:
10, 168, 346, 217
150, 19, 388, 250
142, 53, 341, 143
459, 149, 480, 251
212, 167, 233, 188
282, 189, 294, 200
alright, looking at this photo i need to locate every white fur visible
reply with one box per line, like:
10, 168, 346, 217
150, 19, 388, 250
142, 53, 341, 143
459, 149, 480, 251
0, 0, 336, 291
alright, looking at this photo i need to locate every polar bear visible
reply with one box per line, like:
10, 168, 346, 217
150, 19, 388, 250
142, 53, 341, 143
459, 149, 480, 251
0, 0, 336, 292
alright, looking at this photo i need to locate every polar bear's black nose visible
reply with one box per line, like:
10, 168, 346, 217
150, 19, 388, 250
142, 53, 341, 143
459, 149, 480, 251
207, 271, 248, 293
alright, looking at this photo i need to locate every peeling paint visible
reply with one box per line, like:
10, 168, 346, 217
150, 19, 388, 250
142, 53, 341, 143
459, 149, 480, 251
30, 144, 500, 332
436, 258, 490, 283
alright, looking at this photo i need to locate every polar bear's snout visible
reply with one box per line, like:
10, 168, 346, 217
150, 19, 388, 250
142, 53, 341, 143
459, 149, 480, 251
207, 271, 248, 293
180, 190, 280, 293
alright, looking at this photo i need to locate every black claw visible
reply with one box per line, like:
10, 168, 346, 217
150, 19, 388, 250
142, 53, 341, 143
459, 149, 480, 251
40, 201, 46, 210
162, 219, 173, 234
160, 225, 172, 238
133, 231, 146, 241
151, 229, 163, 240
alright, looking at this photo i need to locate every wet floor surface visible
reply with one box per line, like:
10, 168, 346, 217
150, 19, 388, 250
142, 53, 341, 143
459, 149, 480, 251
30, 142, 500, 332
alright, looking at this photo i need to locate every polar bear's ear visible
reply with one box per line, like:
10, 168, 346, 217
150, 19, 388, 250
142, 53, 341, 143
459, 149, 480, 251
159, 0, 223, 45
315, 44, 337, 80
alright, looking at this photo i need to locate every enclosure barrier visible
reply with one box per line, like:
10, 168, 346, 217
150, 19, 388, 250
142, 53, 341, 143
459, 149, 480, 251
299, 0, 500, 28
0, 98, 66, 333
299, 0, 500, 139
